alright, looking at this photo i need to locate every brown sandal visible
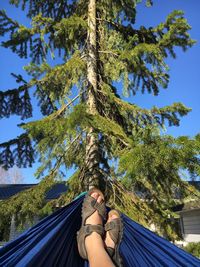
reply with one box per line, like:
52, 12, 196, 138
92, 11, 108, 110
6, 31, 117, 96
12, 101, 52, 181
77, 188, 106, 259
105, 210, 124, 267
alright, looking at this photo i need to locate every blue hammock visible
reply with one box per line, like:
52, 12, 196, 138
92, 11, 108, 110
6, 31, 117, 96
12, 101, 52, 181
0, 195, 200, 267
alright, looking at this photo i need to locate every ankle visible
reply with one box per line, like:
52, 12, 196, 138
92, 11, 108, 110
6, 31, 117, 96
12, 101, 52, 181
85, 232, 104, 252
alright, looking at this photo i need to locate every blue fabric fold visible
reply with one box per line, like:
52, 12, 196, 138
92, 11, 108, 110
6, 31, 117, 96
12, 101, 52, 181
0, 195, 200, 267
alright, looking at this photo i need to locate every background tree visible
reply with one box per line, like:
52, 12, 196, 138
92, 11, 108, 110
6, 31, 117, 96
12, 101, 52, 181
0, 167, 8, 184
0, 166, 24, 184
0, 0, 199, 239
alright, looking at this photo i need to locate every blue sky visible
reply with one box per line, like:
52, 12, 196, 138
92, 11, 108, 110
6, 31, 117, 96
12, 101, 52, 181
0, 0, 199, 183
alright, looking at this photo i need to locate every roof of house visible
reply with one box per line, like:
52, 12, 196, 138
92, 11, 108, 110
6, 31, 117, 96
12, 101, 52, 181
170, 181, 200, 213
173, 200, 200, 213
0, 183, 68, 200
188, 181, 200, 190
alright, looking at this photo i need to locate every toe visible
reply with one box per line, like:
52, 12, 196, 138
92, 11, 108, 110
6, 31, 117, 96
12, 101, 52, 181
97, 195, 103, 203
109, 214, 118, 221
108, 210, 120, 221
91, 192, 99, 200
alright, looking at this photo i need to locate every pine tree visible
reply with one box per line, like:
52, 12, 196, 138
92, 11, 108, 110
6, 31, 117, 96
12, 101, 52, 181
0, 0, 199, 238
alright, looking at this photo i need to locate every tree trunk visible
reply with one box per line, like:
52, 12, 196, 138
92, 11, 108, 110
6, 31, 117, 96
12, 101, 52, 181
84, 0, 100, 190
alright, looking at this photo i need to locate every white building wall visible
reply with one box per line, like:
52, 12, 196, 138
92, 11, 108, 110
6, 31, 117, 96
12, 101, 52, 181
184, 234, 200, 243
181, 209, 200, 243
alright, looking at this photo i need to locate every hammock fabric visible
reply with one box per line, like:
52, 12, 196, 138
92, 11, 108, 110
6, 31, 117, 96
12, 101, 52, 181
0, 195, 200, 267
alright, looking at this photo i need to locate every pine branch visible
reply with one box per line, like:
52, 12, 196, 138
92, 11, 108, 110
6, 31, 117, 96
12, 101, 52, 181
97, 18, 157, 44
0, 84, 32, 120
32, 51, 86, 107
35, 84, 57, 116
0, 10, 19, 36
98, 50, 118, 57
9, 0, 75, 20
52, 90, 86, 118
1, 9, 87, 63
0, 133, 34, 169
98, 10, 195, 96
97, 83, 191, 133
35, 130, 84, 179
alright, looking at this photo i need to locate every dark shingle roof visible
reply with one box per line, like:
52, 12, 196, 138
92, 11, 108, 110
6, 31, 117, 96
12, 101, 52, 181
45, 183, 68, 200
188, 181, 200, 190
0, 184, 36, 200
171, 181, 200, 212
173, 200, 200, 212
0, 183, 67, 200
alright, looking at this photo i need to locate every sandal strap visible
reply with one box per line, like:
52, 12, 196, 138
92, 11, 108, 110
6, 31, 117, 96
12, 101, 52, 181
82, 195, 106, 225
105, 219, 121, 244
93, 200, 106, 218
77, 224, 104, 259
106, 247, 114, 257
82, 224, 104, 236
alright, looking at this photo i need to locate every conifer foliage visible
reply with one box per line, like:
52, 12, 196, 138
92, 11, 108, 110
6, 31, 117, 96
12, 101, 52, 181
0, 0, 199, 237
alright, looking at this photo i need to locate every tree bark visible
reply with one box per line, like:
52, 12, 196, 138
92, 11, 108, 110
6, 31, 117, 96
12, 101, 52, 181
84, 0, 100, 190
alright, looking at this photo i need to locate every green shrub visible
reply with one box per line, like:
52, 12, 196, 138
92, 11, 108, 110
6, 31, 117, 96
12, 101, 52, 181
184, 242, 200, 258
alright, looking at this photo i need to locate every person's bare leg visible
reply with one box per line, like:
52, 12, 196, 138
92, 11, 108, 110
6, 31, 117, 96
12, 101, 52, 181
85, 192, 115, 267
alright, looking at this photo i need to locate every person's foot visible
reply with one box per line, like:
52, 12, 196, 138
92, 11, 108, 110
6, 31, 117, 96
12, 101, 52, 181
85, 191, 104, 226
84, 190, 106, 257
77, 188, 106, 260
104, 210, 124, 266
104, 211, 119, 249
